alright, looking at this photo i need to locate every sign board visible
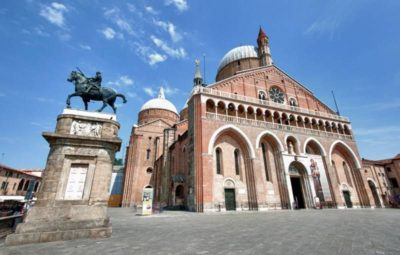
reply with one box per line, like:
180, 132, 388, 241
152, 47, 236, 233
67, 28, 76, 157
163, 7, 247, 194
142, 187, 154, 215
65, 165, 88, 200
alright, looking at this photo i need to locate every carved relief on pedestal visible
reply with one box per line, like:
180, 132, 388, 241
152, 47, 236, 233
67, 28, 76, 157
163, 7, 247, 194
70, 120, 102, 137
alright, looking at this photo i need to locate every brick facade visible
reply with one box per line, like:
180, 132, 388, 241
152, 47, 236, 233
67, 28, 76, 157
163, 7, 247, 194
122, 27, 381, 212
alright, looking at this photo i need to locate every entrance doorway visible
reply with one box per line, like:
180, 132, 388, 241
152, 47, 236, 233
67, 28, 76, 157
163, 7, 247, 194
291, 177, 305, 209
343, 191, 352, 208
175, 185, 184, 206
368, 180, 381, 208
224, 188, 236, 211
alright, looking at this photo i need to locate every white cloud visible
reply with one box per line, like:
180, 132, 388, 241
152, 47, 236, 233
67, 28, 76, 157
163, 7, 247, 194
305, 17, 340, 38
127, 92, 138, 98
133, 42, 167, 66
104, 7, 136, 36
165, 0, 188, 12
57, 31, 71, 41
144, 87, 156, 97
34, 26, 50, 37
39, 2, 68, 28
153, 19, 182, 42
101, 27, 117, 40
164, 85, 180, 96
108, 75, 134, 87
151, 35, 186, 58
79, 44, 91, 50
145, 6, 158, 15
116, 18, 134, 35
148, 53, 167, 65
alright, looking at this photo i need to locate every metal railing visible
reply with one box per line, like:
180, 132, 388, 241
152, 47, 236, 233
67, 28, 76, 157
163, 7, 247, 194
204, 113, 353, 141
194, 86, 349, 122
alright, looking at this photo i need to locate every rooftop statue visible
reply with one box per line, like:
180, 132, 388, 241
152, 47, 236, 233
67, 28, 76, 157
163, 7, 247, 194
66, 68, 127, 113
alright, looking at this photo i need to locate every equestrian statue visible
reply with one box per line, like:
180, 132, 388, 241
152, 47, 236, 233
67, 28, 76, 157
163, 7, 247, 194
66, 68, 127, 113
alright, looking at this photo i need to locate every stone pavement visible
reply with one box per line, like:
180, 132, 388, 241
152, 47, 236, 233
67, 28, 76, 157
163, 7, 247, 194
1, 208, 399, 255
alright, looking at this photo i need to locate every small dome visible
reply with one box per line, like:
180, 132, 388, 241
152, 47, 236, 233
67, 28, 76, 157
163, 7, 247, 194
140, 87, 178, 115
217, 45, 258, 72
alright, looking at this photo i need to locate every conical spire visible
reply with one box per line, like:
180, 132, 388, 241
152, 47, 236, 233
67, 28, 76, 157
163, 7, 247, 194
158, 87, 165, 99
193, 59, 203, 86
257, 26, 272, 66
257, 26, 268, 46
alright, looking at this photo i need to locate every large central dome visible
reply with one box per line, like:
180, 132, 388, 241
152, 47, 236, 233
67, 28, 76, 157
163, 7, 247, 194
217, 45, 259, 72
140, 87, 178, 114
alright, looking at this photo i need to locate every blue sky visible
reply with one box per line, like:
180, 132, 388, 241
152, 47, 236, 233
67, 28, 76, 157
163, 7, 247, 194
0, 0, 399, 168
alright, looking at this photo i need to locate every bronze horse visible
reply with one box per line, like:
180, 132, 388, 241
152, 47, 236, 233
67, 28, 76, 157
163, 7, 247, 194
66, 71, 127, 113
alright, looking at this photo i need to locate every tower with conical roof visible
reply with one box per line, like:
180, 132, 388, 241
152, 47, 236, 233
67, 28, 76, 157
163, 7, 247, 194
193, 59, 203, 87
257, 26, 272, 66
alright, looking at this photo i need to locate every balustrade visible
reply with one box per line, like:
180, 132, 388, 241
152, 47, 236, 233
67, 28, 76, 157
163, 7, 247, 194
194, 87, 349, 122
204, 112, 353, 141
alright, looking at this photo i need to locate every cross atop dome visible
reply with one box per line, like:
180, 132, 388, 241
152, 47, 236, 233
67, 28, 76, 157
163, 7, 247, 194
158, 87, 165, 99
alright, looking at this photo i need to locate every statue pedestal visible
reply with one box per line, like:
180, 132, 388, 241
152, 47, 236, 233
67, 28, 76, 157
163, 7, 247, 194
6, 109, 121, 245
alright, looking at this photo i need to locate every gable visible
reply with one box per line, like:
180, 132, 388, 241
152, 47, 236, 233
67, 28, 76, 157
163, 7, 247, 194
207, 65, 336, 115
136, 118, 173, 131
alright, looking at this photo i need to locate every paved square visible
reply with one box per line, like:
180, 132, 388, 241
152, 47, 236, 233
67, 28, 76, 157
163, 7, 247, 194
1, 208, 399, 255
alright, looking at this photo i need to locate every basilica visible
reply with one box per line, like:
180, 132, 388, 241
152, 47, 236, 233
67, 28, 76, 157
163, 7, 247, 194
121, 27, 387, 212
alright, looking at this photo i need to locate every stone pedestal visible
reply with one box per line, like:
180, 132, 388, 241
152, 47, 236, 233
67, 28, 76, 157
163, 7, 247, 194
6, 109, 121, 246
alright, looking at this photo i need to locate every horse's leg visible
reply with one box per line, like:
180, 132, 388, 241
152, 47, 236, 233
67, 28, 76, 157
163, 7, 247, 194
66, 93, 80, 108
108, 98, 117, 113
84, 100, 89, 110
97, 99, 108, 112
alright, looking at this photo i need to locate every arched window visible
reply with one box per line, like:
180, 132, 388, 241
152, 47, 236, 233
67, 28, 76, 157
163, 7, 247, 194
234, 149, 240, 175
17, 179, 25, 191
34, 182, 39, 192
258, 91, 266, 100
146, 149, 151, 160
216, 148, 223, 175
289, 98, 297, 107
343, 161, 353, 187
261, 143, 270, 181
23, 180, 30, 191
146, 167, 153, 174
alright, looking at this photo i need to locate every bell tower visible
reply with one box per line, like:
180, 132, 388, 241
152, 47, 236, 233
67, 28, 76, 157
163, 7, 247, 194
257, 26, 272, 66
193, 59, 203, 87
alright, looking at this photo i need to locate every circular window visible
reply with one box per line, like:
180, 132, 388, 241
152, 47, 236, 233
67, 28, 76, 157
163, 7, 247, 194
269, 87, 285, 104
146, 168, 153, 174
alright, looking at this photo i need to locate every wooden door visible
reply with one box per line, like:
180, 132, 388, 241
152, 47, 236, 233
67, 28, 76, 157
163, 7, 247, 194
225, 188, 236, 211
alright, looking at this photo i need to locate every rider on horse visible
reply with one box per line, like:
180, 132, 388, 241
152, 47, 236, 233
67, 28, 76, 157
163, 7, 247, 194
85, 71, 102, 93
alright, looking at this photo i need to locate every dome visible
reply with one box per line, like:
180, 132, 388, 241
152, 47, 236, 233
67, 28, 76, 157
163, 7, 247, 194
217, 45, 259, 72
140, 87, 178, 115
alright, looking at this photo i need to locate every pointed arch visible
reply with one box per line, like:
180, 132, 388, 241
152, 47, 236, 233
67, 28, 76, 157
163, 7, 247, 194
255, 130, 284, 151
303, 137, 327, 156
328, 140, 361, 169
208, 124, 256, 158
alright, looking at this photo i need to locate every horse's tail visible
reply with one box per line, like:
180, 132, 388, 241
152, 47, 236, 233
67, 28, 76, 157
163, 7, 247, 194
116, 94, 127, 103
